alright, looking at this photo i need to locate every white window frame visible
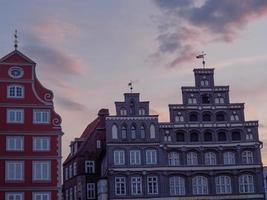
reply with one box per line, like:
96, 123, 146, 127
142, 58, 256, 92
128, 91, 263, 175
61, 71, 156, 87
169, 176, 185, 196
149, 124, 156, 139
131, 125, 136, 139
32, 161, 51, 181
223, 151, 236, 165
5, 192, 24, 200
32, 192, 51, 200
131, 177, 142, 195
192, 176, 208, 195
204, 152, 216, 165
73, 162, 77, 176
242, 151, 253, 164
33, 137, 50, 151
87, 183, 96, 199
146, 149, 157, 165
96, 140, 101, 149
69, 164, 73, 178
114, 150, 125, 165
147, 176, 158, 195
239, 174, 254, 193
120, 108, 127, 116
5, 161, 24, 181
7, 109, 24, 124
115, 177, 126, 196
138, 108, 146, 115
33, 109, 50, 124
85, 160, 95, 174
187, 152, 198, 166
65, 166, 69, 181
112, 124, 118, 139
6, 136, 24, 151
215, 176, 232, 194
7, 85, 24, 99
130, 150, 141, 165
168, 152, 180, 166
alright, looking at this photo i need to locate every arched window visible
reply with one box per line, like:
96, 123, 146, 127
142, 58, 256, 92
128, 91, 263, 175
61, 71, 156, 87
175, 112, 184, 122
112, 124, 118, 139
138, 108, 146, 115
215, 96, 225, 104
176, 132, 185, 142
169, 176, 185, 196
204, 132, 212, 142
121, 125, 127, 139
239, 174, 254, 193
187, 152, 198, 165
216, 112, 226, 121
242, 151, 253, 164
131, 125, 136, 139
200, 80, 209, 86
188, 95, 197, 104
149, 124, 156, 139
230, 111, 239, 121
130, 100, 135, 115
192, 176, 208, 195
7, 85, 24, 98
215, 176, 232, 194
246, 133, 253, 141
201, 94, 210, 104
140, 125, 146, 139
190, 132, 199, 142
189, 113, 198, 122
202, 113, 211, 121
218, 131, 227, 141
205, 152, 216, 165
223, 152, 235, 165
120, 108, 127, 116
232, 131, 241, 141
168, 152, 180, 166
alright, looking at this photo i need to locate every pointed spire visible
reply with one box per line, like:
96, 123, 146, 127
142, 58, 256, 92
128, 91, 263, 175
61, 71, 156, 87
14, 30, 18, 50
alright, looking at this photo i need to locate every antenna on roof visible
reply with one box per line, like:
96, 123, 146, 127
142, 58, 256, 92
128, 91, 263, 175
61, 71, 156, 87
14, 30, 18, 50
128, 80, 134, 93
196, 51, 206, 68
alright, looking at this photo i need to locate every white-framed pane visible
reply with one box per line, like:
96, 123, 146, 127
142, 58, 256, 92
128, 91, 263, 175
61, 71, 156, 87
5, 192, 24, 200
5, 161, 24, 181
204, 152, 216, 165
33, 137, 50, 151
223, 152, 235, 165
6, 136, 24, 151
32, 161, 51, 181
239, 174, 254, 193
147, 176, 158, 195
130, 150, 141, 165
168, 152, 180, 166
85, 160, 95, 173
242, 151, 253, 164
87, 183, 96, 199
112, 124, 118, 139
192, 176, 208, 195
7, 109, 24, 123
33, 192, 51, 200
215, 176, 232, 194
149, 124, 156, 139
187, 152, 198, 165
169, 176, 185, 196
146, 150, 157, 164
33, 110, 50, 124
131, 177, 142, 195
115, 177, 126, 195
7, 85, 24, 98
114, 150, 125, 165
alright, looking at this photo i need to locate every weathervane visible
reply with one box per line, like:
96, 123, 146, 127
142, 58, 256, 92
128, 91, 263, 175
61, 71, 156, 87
14, 30, 18, 50
196, 51, 206, 68
128, 80, 134, 93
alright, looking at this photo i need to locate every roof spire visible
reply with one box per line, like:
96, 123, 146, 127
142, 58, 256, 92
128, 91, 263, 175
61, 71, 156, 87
196, 51, 206, 68
14, 30, 18, 50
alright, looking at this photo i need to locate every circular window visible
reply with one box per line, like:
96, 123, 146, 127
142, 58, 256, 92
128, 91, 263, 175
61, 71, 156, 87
8, 67, 24, 79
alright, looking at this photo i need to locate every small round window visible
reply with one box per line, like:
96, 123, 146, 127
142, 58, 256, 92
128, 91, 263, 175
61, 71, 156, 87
8, 67, 24, 79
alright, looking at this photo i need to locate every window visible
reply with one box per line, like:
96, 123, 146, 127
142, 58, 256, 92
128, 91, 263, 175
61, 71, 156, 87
112, 124, 118, 139
232, 131, 241, 141
74, 186, 77, 200
246, 133, 253, 141
215, 176, 232, 194
33, 137, 50, 151
223, 152, 235, 165
147, 176, 158, 195
131, 177, 142, 195
204, 132, 212, 142
190, 132, 199, 142
149, 124, 156, 139
140, 125, 146, 139
176, 132, 185, 142
65, 167, 68, 181
175, 112, 184, 122
201, 94, 210, 104
239, 174, 254, 193
200, 80, 209, 86
139, 108, 146, 115
192, 176, 208, 195
5, 161, 24, 181
121, 125, 127, 139
188, 96, 197, 104
33, 161, 50, 181
120, 108, 127, 116
87, 183, 96, 199
215, 97, 225, 104
129, 100, 135, 115
242, 151, 253, 164
115, 177, 126, 195
33, 192, 50, 200
216, 112, 226, 121
5, 193, 24, 200
202, 113, 211, 121
169, 176, 185, 196
7, 109, 24, 123
7, 85, 24, 98
73, 162, 77, 176
69, 188, 73, 200
33, 110, 50, 124
85, 161, 95, 173
131, 125, 136, 139
187, 152, 198, 165
230, 111, 239, 121
6, 136, 24, 151
218, 131, 227, 141
189, 113, 198, 122
168, 152, 180, 166
205, 152, 216, 165
65, 189, 69, 200
114, 150, 125, 165
146, 149, 157, 164
69, 164, 73, 178
96, 140, 101, 149
130, 150, 141, 165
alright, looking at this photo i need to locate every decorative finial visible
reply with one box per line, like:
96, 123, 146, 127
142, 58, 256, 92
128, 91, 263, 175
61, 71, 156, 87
196, 51, 206, 68
128, 81, 134, 93
14, 30, 18, 50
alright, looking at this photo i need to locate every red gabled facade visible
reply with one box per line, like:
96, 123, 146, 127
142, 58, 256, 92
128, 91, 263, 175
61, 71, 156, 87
0, 50, 63, 200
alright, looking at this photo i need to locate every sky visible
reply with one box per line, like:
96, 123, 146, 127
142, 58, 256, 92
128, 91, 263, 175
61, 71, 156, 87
0, 0, 267, 164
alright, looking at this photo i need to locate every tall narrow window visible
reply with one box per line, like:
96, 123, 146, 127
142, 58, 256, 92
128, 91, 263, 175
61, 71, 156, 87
69, 188, 73, 200
115, 177, 126, 195
169, 176, 185, 196
230, 111, 239, 121
147, 176, 158, 195
140, 125, 146, 139
130, 150, 141, 165
223, 152, 235, 165
85, 160, 95, 173
33, 110, 50, 124
242, 151, 253, 164
131, 125, 136, 139
32, 161, 51, 181
5, 161, 24, 181
215, 176, 232, 194
175, 112, 184, 122
121, 125, 127, 139
7, 85, 24, 98
192, 176, 208, 195
138, 108, 146, 115
168, 152, 180, 166
87, 183, 96, 199
7, 109, 24, 123
239, 174, 254, 193
6, 136, 24, 151
120, 108, 127, 116
187, 152, 198, 165
146, 149, 157, 164
114, 150, 125, 165
112, 124, 118, 139
205, 152, 216, 165
131, 177, 142, 195
149, 124, 156, 139
73, 162, 77, 176
130, 100, 135, 115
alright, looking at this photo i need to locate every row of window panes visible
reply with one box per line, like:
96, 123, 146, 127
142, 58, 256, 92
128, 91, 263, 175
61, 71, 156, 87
175, 113, 240, 122
111, 124, 156, 139
7, 85, 24, 98
65, 160, 95, 181
65, 186, 78, 200
187, 95, 225, 105
114, 174, 254, 196
6, 109, 50, 124
6, 136, 50, 151
5, 161, 50, 181
119, 107, 146, 116
5, 192, 51, 200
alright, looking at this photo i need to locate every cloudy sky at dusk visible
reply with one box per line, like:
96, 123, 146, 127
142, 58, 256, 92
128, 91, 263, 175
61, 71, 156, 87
1, 0, 267, 163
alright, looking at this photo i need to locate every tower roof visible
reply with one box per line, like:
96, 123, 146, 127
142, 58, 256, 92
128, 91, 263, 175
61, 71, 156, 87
0, 50, 36, 65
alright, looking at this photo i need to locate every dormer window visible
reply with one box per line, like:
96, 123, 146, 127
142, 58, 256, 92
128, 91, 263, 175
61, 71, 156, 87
120, 108, 127, 116
175, 112, 184, 122
138, 108, 146, 115
7, 85, 24, 98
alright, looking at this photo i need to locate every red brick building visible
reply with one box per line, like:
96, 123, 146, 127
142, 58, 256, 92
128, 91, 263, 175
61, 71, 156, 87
0, 49, 63, 200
